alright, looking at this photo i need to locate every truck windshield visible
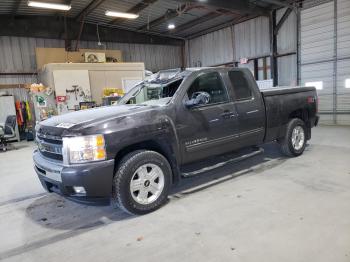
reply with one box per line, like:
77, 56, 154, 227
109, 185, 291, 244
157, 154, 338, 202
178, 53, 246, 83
118, 69, 187, 106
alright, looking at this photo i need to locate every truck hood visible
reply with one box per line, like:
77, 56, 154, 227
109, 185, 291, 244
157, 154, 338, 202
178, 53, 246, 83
38, 104, 157, 135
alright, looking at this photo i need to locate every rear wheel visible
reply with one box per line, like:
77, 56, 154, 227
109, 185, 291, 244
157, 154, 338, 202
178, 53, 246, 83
279, 118, 307, 157
111, 150, 172, 215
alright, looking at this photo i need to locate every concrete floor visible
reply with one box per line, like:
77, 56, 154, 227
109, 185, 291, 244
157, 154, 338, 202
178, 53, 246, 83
0, 125, 350, 262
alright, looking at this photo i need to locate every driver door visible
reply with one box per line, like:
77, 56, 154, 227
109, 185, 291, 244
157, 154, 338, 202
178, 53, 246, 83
175, 71, 239, 164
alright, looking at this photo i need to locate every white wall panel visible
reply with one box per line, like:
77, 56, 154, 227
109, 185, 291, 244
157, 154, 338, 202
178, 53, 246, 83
187, 27, 234, 67
234, 16, 270, 60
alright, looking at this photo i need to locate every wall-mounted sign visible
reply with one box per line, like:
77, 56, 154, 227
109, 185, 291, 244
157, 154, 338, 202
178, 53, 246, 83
56, 96, 67, 102
240, 58, 248, 64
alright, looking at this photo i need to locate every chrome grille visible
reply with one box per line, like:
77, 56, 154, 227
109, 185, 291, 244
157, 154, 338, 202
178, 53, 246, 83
36, 132, 63, 161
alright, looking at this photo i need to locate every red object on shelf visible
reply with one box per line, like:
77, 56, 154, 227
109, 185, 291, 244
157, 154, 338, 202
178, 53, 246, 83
56, 96, 66, 102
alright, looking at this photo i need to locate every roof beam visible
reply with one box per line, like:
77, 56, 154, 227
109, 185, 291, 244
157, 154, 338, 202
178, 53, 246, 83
75, 0, 107, 21
258, 0, 291, 8
172, 0, 269, 16
110, 0, 158, 25
163, 11, 222, 34
0, 15, 184, 46
274, 7, 292, 34
138, 3, 190, 30
184, 14, 258, 39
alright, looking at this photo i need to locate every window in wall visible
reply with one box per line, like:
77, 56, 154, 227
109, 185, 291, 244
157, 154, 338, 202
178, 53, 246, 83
255, 57, 271, 80
187, 72, 229, 105
345, 79, 350, 88
228, 71, 253, 100
238, 60, 255, 77
238, 57, 271, 81
305, 81, 323, 90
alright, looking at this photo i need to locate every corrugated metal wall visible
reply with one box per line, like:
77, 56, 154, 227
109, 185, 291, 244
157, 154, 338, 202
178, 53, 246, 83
0, 36, 182, 84
234, 16, 270, 60
278, 55, 297, 86
300, 0, 350, 125
276, 8, 297, 54
276, 8, 298, 86
186, 27, 234, 67
187, 16, 270, 67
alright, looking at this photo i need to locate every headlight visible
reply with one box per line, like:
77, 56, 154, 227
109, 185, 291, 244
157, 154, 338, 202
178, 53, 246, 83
63, 135, 106, 164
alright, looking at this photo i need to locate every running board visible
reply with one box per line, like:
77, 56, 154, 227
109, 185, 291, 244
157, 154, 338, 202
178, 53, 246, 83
181, 147, 264, 177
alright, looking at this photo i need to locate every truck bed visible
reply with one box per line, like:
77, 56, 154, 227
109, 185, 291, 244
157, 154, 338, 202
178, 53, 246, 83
261, 86, 318, 143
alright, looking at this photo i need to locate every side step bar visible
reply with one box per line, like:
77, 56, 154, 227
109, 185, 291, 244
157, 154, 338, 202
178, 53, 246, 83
181, 147, 264, 177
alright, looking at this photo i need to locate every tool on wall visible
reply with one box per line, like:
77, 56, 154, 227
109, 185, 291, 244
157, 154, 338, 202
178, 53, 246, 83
66, 85, 80, 100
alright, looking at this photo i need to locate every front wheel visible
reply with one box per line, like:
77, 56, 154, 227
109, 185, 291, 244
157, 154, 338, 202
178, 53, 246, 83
279, 118, 307, 157
111, 150, 172, 215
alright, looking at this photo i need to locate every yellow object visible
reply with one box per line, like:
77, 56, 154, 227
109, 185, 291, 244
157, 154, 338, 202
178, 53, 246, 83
103, 88, 124, 97
30, 83, 47, 93
25, 101, 32, 121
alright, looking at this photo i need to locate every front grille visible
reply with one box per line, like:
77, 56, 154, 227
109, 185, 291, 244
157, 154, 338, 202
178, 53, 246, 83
36, 132, 63, 161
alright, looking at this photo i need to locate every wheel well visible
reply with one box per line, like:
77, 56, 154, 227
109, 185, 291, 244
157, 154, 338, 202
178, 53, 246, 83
113, 140, 180, 184
289, 108, 309, 123
288, 108, 311, 139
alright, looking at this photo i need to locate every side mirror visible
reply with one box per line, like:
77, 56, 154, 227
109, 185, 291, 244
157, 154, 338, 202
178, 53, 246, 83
185, 91, 211, 108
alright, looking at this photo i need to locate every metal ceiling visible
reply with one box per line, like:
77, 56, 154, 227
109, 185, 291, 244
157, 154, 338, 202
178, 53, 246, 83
0, 0, 295, 39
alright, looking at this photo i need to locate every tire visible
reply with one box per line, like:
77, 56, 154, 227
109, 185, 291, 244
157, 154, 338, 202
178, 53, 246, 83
279, 118, 307, 157
111, 150, 172, 215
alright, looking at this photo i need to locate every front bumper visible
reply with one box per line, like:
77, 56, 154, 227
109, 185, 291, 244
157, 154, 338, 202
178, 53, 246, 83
33, 149, 115, 199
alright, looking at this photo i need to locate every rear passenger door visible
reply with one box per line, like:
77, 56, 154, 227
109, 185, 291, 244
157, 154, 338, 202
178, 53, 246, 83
227, 70, 265, 147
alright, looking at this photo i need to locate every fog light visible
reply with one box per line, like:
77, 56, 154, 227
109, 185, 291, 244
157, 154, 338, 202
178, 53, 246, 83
73, 186, 86, 194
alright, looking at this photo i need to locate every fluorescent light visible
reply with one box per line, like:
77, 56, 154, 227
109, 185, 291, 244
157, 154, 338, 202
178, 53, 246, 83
305, 81, 323, 90
168, 24, 175, 30
28, 1, 71, 10
105, 10, 139, 19
345, 79, 350, 88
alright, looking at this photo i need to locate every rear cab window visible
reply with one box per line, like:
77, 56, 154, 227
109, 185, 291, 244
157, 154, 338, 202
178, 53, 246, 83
228, 71, 253, 101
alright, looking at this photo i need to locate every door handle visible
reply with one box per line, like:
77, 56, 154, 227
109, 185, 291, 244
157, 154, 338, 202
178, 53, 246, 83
246, 109, 259, 114
221, 111, 236, 119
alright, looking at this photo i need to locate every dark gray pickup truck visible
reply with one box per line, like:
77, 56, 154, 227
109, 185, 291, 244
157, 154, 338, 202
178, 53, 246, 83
33, 68, 319, 214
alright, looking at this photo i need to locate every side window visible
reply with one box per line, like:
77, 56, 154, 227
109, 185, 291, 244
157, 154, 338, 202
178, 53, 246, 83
228, 71, 253, 101
187, 72, 229, 105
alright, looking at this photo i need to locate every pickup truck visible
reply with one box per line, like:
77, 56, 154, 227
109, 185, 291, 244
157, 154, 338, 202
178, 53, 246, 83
33, 68, 319, 215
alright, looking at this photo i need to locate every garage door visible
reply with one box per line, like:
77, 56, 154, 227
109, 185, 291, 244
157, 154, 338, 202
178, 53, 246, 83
337, 0, 350, 124
300, 0, 350, 125
300, 1, 335, 124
